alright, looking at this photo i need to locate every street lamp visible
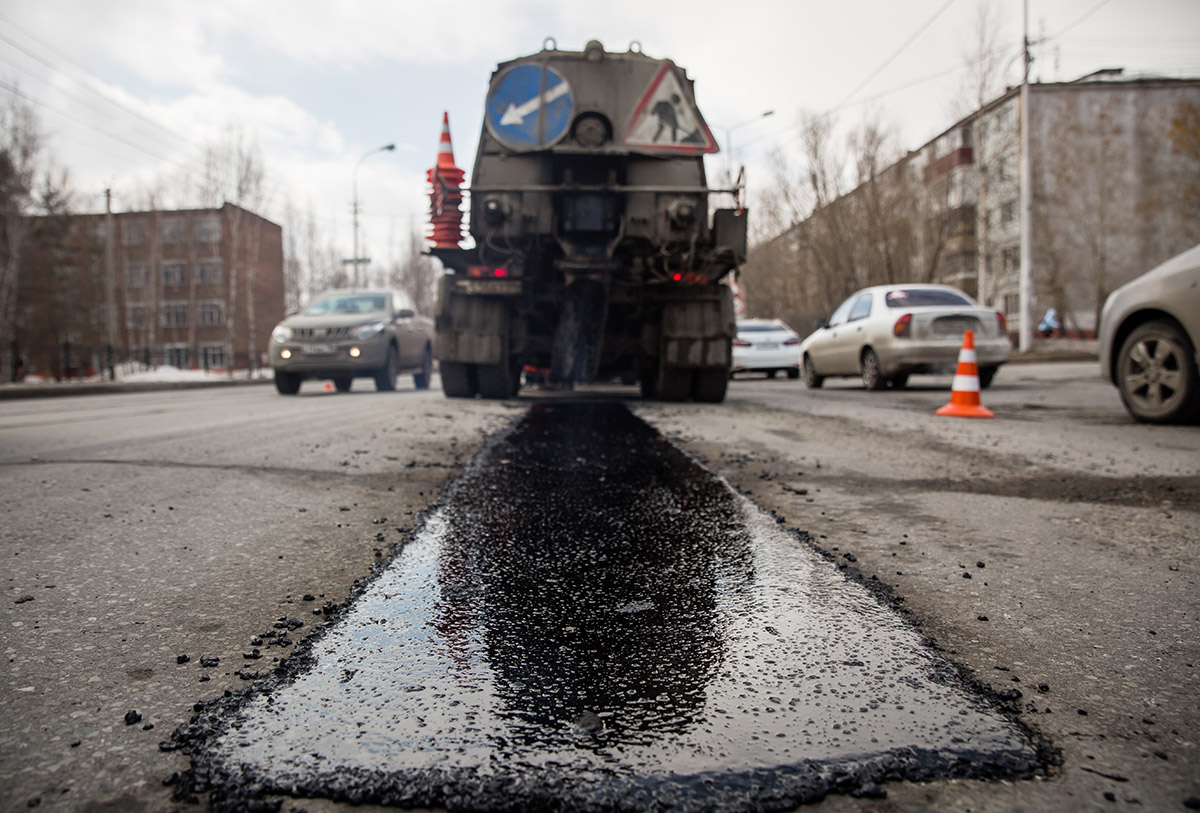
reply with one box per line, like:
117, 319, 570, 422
718, 110, 774, 183
348, 143, 396, 288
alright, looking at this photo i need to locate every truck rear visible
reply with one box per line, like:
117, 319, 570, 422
430, 39, 747, 401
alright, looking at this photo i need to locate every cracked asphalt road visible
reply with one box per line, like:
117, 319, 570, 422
1, 361, 1197, 812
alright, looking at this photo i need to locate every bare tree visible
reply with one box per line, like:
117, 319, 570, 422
387, 223, 439, 315
200, 127, 270, 374
0, 94, 44, 380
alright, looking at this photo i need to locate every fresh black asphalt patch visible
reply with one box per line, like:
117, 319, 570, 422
174, 401, 1047, 811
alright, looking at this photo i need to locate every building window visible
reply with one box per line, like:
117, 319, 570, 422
1000, 200, 1017, 225
126, 263, 149, 288
200, 343, 226, 371
121, 220, 148, 247
1004, 293, 1019, 317
162, 261, 188, 288
195, 215, 221, 244
197, 301, 224, 327
160, 217, 187, 245
126, 304, 148, 330
164, 344, 189, 369
1003, 246, 1020, 273
162, 302, 189, 328
196, 258, 223, 285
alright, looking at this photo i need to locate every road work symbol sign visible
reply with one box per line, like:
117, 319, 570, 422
485, 64, 573, 151
624, 61, 717, 154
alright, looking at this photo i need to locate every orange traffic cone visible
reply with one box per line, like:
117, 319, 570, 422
323, 381, 334, 393
936, 330, 994, 418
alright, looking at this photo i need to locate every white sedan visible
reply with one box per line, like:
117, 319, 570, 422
798, 284, 1010, 390
731, 319, 802, 379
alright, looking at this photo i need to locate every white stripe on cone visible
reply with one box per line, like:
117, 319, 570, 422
951, 373, 981, 393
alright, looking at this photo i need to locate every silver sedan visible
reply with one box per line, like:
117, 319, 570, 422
799, 284, 1010, 390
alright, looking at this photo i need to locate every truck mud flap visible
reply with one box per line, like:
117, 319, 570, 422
661, 291, 734, 370
434, 277, 509, 366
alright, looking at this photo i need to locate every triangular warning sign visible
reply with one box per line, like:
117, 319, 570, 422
623, 61, 717, 154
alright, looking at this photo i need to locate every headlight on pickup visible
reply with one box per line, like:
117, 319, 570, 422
271, 325, 292, 343
350, 321, 386, 340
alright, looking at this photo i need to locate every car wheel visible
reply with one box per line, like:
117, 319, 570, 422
333, 376, 352, 393
440, 362, 476, 398
374, 345, 399, 392
1116, 320, 1200, 424
802, 355, 824, 389
766, 369, 777, 379
978, 366, 998, 389
692, 367, 729, 402
274, 371, 301, 395
888, 373, 909, 389
786, 367, 800, 380
861, 348, 886, 391
413, 345, 433, 390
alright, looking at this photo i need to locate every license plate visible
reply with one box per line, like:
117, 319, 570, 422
758, 342, 779, 350
305, 344, 334, 355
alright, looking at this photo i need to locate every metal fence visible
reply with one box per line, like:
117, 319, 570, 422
6, 340, 260, 382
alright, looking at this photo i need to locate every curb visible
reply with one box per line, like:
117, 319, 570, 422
0, 377, 273, 401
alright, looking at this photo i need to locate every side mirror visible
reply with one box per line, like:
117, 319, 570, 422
396, 309, 414, 319
816, 319, 828, 330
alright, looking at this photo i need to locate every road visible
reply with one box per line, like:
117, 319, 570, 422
0, 363, 1196, 811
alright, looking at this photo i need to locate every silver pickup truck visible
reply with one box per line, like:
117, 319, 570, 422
268, 289, 434, 394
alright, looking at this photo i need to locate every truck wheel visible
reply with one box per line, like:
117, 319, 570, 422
477, 360, 519, 399
413, 345, 433, 390
274, 371, 301, 395
440, 362, 476, 398
333, 376, 352, 392
658, 363, 691, 401
692, 367, 728, 403
638, 357, 659, 399
375, 345, 399, 391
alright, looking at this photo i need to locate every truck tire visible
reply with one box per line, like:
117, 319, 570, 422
692, 367, 729, 402
440, 362, 476, 398
477, 360, 519, 399
657, 363, 691, 401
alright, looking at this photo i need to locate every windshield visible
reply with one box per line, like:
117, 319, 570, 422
302, 294, 388, 316
884, 288, 973, 308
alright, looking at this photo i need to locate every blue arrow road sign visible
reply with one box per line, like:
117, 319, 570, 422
485, 64, 573, 151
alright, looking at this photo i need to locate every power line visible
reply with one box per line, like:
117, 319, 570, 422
831, 0, 959, 114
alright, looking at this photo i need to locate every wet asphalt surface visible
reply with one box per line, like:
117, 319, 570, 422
174, 402, 1046, 811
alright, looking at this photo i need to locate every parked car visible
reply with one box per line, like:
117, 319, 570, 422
798, 284, 1010, 390
731, 318, 802, 379
1098, 243, 1200, 424
268, 289, 434, 395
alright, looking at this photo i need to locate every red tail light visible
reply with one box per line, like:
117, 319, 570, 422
467, 265, 509, 278
893, 313, 912, 338
995, 311, 1007, 333
733, 338, 751, 347
784, 337, 800, 346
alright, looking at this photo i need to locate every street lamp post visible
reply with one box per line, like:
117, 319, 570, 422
718, 110, 774, 184
346, 143, 396, 288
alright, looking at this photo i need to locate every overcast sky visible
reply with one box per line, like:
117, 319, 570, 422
2, 0, 1197, 270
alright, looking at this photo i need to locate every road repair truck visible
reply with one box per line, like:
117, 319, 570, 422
429, 39, 747, 401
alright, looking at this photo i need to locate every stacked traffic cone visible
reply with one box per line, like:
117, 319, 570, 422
936, 330, 994, 419
427, 112, 465, 249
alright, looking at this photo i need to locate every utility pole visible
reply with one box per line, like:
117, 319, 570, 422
1018, 0, 1034, 351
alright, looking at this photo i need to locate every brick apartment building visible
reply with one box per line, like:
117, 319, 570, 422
742, 71, 1200, 338
11, 202, 283, 379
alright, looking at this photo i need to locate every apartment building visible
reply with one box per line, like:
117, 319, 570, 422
12, 202, 283, 378
744, 71, 1200, 337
